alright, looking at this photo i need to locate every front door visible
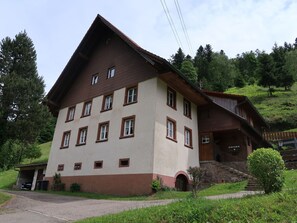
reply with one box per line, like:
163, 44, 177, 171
199, 133, 214, 161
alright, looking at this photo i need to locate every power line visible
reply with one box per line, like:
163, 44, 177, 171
174, 0, 193, 55
160, 0, 183, 48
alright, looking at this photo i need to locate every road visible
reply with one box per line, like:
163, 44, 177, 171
0, 190, 173, 223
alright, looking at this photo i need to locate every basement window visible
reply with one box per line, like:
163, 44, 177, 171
119, 158, 130, 167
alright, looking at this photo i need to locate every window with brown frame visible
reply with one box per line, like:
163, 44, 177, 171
184, 127, 193, 148
96, 121, 109, 142
101, 94, 113, 112
76, 127, 88, 146
124, 86, 138, 105
119, 158, 130, 167
91, 74, 98, 85
94, 160, 103, 169
66, 106, 75, 122
166, 117, 177, 142
82, 101, 92, 117
57, 164, 64, 171
61, 131, 71, 149
74, 162, 82, 170
120, 115, 135, 138
107, 66, 116, 79
167, 87, 176, 109
183, 99, 191, 118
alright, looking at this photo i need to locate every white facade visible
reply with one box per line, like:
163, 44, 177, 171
46, 77, 200, 186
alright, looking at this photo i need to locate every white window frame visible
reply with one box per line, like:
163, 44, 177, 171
83, 101, 92, 117
107, 67, 115, 78
127, 87, 137, 104
78, 127, 88, 145
91, 74, 98, 85
103, 95, 113, 111
124, 119, 134, 136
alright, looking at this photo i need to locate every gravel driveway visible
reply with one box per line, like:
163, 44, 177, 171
0, 190, 173, 223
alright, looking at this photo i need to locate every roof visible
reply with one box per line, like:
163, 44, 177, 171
203, 90, 268, 128
46, 14, 211, 113
16, 162, 47, 169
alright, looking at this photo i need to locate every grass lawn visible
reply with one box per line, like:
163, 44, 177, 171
0, 192, 11, 206
226, 83, 297, 130
76, 170, 297, 223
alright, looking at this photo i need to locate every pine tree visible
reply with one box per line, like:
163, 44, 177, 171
180, 59, 197, 84
170, 48, 185, 70
0, 31, 50, 169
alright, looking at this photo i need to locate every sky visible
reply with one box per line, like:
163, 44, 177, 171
1, 0, 297, 93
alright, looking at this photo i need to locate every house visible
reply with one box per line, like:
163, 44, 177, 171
45, 14, 269, 195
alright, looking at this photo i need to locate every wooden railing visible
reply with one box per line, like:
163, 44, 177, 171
263, 132, 297, 141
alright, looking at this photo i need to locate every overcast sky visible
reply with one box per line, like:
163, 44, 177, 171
1, 0, 297, 93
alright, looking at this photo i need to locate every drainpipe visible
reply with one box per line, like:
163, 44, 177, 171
31, 169, 38, 191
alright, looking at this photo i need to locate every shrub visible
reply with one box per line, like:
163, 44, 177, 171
52, 173, 65, 191
187, 166, 206, 198
70, 183, 81, 192
151, 178, 161, 192
248, 148, 285, 194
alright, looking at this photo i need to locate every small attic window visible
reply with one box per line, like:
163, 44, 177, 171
107, 67, 115, 79
91, 74, 98, 85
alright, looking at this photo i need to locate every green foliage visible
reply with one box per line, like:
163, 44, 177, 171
52, 172, 65, 191
180, 59, 197, 84
234, 74, 245, 88
38, 116, 56, 143
248, 148, 285, 194
170, 47, 185, 70
151, 178, 161, 192
198, 181, 247, 197
70, 183, 81, 192
0, 31, 51, 169
187, 166, 205, 198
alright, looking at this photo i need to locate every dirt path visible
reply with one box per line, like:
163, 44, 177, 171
0, 190, 173, 223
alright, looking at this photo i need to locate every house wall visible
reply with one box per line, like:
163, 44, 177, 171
45, 78, 158, 194
152, 79, 199, 188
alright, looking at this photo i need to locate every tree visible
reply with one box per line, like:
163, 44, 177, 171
285, 49, 297, 82
271, 44, 294, 90
187, 166, 205, 198
170, 47, 185, 70
0, 31, 50, 169
180, 59, 197, 84
248, 148, 285, 194
257, 52, 276, 96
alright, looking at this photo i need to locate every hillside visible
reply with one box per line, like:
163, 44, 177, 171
226, 83, 297, 131
0, 141, 51, 189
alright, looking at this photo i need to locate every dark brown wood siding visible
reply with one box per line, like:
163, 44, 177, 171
198, 106, 240, 133
60, 34, 158, 108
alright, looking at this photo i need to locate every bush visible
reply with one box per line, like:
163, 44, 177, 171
151, 178, 161, 192
52, 173, 65, 191
248, 148, 285, 194
187, 166, 205, 198
70, 183, 81, 192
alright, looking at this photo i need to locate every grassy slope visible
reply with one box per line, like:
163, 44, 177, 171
226, 83, 297, 131
76, 170, 297, 223
0, 192, 11, 206
0, 141, 51, 189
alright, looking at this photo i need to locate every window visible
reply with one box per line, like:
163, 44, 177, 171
74, 162, 82, 170
183, 99, 191, 118
77, 127, 88, 146
166, 117, 177, 141
66, 106, 75, 122
94, 160, 103, 169
57, 164, 64, 171
125, 86, 137, 105
97, 121, 109, 142
120, 116, 135, 138
82, 101, 92, 117
107, 67, 115, 78
61, 131, 71, 149
91, 74, 98, 85
101, 94, 113, 111
119, 158, 130, 167
167, 87, 176, 109
201, 135, 210, 144
184, 127, 193, 148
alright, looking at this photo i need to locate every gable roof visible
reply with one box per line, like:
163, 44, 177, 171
46, 14, 211, 114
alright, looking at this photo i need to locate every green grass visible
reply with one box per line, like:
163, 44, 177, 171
76, 170, 297, 223
226, 83, 297, 131
198, 180, 247, 196
0, 192, 11, 206
0, 141, 52, 189
0, 169, 18, 189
